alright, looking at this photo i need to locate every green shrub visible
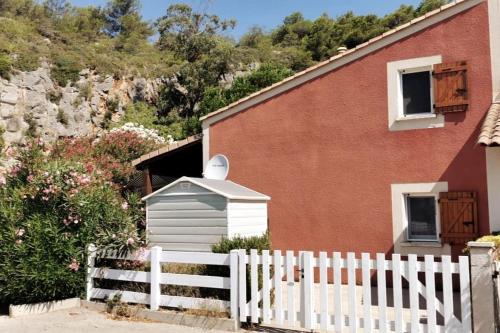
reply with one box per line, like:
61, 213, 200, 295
23, 113, 37, 137
14, 53, 39, 72
0, 126, 5, 152
0, 140, 142, 305
116, 102, 174, 139
211, 232, 271, 254
209, 233, 271, 307
72, 96, 83, 108
78, 81, 93, 101
101, 110, 113, 129
47, 89, 62, 103
56, 108, 68, 125
0, 54, 12, 79
51, 56, 81, 87
106, 97, 119, 113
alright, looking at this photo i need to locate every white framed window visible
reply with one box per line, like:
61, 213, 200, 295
388, 56, 444, 131
391, 182, 448, 253
404, 193, 439, 242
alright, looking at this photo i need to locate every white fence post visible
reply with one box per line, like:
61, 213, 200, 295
86, 243, 96, 301
302, 251, 314, 330
238, 249, 247, 323
150, 246, 162, 311
468, 241, 496, 333
250, 249, 259, 323
230, 249, 240, 330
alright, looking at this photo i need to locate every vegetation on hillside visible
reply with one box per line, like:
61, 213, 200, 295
0, 0, 449, 139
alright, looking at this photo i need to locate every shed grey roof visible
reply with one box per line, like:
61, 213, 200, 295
142, 176, 271, 201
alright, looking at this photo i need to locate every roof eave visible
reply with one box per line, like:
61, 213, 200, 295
132, 134, 202, 168
141, 176, 271, 201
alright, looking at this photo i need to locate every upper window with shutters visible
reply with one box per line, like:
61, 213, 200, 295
387, 56, 469, 131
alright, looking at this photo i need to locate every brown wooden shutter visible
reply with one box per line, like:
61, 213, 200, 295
439, 191, 478, 245
433, 61, 469, 114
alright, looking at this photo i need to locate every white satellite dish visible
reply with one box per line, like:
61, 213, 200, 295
204, 154, 229, 180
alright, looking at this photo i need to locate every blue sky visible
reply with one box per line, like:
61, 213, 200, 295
69, 0, 424, 39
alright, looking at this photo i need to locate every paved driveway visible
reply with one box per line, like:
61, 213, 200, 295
0, 308, 241, 333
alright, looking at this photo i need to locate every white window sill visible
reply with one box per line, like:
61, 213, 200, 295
395, 113, 437, 122
400, 241, 442, 248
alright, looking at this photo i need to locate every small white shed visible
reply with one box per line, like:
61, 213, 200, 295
142, 176, 270, 252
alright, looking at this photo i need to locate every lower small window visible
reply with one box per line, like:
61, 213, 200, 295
406, 195, 437, 241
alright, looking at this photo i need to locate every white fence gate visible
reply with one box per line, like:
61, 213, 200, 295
86, 246, 472, 333
240, 250, 471, 333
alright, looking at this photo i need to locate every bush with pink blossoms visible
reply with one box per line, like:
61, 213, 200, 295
51, 128, 162, 187
0, 139, 144, 305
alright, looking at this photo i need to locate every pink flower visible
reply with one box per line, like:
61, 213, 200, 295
27, 174, 34, 182
121, 202, 129, 210
15, 239, 22, 245
5, 146, 16, 157
68, 259, 79, 272
134, 247, 149, 262
0, 175, 6, 186
9, 165, 20, 176
15, 228, 25, 237
126, 237, 135, 245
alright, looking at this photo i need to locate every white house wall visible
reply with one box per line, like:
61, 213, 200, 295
487, 147, 500, 233
227, 201, 268, 238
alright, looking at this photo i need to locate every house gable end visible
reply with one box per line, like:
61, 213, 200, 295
201, 0, 485, 128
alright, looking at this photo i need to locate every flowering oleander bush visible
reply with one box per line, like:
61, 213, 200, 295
52, 126, 164, 186
0, 138, 148, 305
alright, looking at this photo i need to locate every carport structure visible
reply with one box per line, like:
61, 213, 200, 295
132, 134, 203, 195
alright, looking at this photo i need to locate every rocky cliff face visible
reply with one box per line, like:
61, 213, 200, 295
0, 63, 160, 146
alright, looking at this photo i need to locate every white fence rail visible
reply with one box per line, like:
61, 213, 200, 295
86, 245, 238, 315
86, 246, 472, 332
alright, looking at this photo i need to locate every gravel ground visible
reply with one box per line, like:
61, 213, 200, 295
0, 308, 243, 333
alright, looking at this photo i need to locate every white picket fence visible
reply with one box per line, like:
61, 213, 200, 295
86, 245, 239, 313
86, 246, 472, 333
241, 250, 471, 333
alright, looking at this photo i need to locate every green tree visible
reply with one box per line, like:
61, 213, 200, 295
381, 5, 415, 29
239, 26, 268, 49
303, 14, 336, 61
42, 0, 71, 19
105, 0, 139, 35
0, 0, 37, 18
102, 0, 153, 52
416, 0, 449, 16
271, 12, 312, 48
156, 4, 236, 60
155, 4, 237, 137
199, 63, 293, 117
